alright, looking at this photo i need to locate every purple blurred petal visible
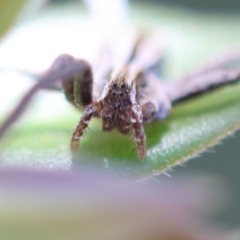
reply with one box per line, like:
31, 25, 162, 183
0, 168, 233, 240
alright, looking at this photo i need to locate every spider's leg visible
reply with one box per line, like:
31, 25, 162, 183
110, 31, 145, 79
132, 33, 166, 78
92, 45, 114, 100
124, 34, 170, 123
135, 71, 172, 122
182, 47, 240, 80
131, 104, 146, 160
50, 54, 93, 107
71, 103, 97, 153
166, 67, 240, 103
166, 47, 240, 103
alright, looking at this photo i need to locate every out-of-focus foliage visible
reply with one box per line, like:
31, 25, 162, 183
0, 168, 236, 240
0, 0, 27, 39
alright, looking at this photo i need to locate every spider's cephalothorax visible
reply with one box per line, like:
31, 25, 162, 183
100, 71, 146, 159
101, 74, 137, 133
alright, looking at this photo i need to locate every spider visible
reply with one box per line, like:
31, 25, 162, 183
50, 35, 172, 160
47, 35, 240, 161
0, 34, 239, 161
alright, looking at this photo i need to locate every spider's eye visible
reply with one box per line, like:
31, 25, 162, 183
121, 83, 126, 89
113, 83, 117, 88
120, 92, 124, 97
112, 92, 116, 96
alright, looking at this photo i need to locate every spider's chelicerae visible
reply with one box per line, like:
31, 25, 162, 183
47, 34, 240, 161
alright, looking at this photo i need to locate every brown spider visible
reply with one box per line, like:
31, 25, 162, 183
0, 35, 240, 161
48, 35, 240, 161
51, 35, 171, 160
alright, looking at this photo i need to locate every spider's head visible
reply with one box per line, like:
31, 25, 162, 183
101, 75, 136, 104
99, 74, 138, 134
109, 76, 131, 98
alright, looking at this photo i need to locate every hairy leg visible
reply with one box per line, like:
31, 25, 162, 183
71, 103, 97, 153
124, 34, 170, 123
50, 54, 93, 107
136, 72, 172, 122
167, 68, 240, 103
131, 104, 146, 160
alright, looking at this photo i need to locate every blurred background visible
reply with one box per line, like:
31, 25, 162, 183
137, 0, 240, 11
132, 0, 240, 228
133, 0, 240, 228
0, 0, 239, 230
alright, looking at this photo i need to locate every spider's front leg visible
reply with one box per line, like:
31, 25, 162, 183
50, 54, 98, 153
131, 104, 146, 160
50, 54, 93, 108
71, 103, 97, 152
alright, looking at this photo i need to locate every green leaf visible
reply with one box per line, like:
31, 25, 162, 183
0, 0, 27, 39
4, 83, 240, 178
